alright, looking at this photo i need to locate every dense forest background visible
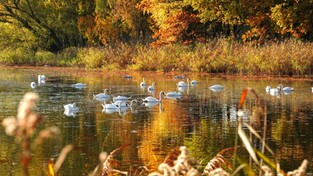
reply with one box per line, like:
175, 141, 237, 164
0, 0, 312, 75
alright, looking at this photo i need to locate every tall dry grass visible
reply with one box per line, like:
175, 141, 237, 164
1, 39, 312, 76
71, 39, 313, 76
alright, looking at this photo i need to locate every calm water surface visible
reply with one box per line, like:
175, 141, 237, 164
0, 67, 312, 175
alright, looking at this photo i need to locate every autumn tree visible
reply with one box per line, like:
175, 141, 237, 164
78, 0, 150, 46
0, 0, 83, 52
270, 1, 313, 39
138, 0, 207, 47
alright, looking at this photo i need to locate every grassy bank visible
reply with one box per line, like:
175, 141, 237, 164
1, 38, 312, 76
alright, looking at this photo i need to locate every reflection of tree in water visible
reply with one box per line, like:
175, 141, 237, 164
137, 101, 187, 171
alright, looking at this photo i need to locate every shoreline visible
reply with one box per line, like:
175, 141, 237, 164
1, 65, 312, 81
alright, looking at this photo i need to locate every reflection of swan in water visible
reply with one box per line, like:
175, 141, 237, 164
93, 89, 110, 101
113, 95, 130, 102
72, 83, 86, 89
177, 78, 190, 87
64, 109, 78, 117
30, 82, 37, 89
143, 101, 159, 108
165, 92, 182, 99
143, 91, 165, 103
209, 84, 223, 92
102, 100, 138, 115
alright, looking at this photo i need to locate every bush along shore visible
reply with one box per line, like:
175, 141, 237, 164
0, 38, 312, 77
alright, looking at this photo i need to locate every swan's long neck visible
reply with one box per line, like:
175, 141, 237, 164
159, 91, 164, 102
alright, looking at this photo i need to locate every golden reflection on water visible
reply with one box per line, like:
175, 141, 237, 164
0, 67, 313, 175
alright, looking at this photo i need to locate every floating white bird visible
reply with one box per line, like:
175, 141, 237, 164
278, 84, 294, 92
147, 82, 156, 92
165, 91, 182, 98
93, 89, 110, 100
113, 95, 130, 102
174, 74, 186, 79
265, 86, 271, 93
102, 103, 119, 110
191, 80, 198, 86
64, 103, 79, 112
30, 82, 37, 89
312, 87, 313, 93
72, 83, 86, 89
143, 91, 165, 102
38, 75, 46, 84
177, 78, 190, 87
209, 84, 224, 92
140, 77, 147, 87
123, 75, 132, 79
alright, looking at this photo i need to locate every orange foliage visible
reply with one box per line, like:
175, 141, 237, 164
151, 11, 200, 47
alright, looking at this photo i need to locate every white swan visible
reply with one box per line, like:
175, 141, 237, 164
165, 91, 182, 97
147, 82, 156, 92
72, 83, 86, 89
177, 78, 190, 87
174, 74, 186, 79
38, 75, 46, 84
93, 89, 110, 100
113, 95, 130, 102
30, 82, 37, 89
278, 84, 294, 92
140, 77, 147, 87
191, 80, 198, 85
143, 91, 165, 102
64, 103, 79, 112
265, 86, 271, 93
102, 101, 122, 110
312, 87, 313, 93
209, 84, 224, 92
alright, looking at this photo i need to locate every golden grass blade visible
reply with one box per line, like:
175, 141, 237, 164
48, 159, 54, 176
238, 119, 259, 165
53, 144, 74, 174
243, 123, 275, 156
230, 163, 247, 176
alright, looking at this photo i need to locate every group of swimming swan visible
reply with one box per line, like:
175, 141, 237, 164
30, 75, 46, 88
32, 74, 311, 116
265, 84, 295, 96
34, 74, 226, 116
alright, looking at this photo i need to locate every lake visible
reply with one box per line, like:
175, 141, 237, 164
0, 67, 312, 175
